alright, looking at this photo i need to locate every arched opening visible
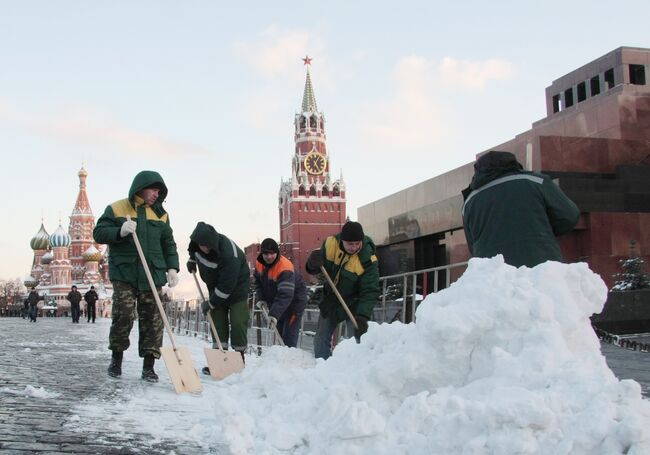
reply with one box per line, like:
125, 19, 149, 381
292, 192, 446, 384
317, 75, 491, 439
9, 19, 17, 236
309, 185, 317, 197
333, 186, 340, 197
322, 186, 329, 197
298, 185, 306, 196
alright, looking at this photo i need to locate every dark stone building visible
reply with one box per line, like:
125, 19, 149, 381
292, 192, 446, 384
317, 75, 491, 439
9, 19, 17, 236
359, 46, 650, 289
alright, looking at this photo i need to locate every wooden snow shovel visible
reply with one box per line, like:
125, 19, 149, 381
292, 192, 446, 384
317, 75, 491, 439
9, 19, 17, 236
256, 301, 285, 347
192, 272, 244, 380
319, 265, 361, 343
128, 217, 202, 394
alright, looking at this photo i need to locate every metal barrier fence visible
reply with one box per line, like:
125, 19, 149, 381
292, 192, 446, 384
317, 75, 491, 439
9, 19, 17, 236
163, 261, 468, 353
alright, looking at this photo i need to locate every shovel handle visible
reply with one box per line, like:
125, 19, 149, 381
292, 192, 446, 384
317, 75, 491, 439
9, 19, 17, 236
258, 302, 285, 347
191, 272, 225, 351
126, 215, 181, 359
320, 265, 359, 330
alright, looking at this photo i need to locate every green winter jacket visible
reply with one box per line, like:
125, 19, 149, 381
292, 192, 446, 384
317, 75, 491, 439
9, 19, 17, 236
93, 171, 179, 291
188, 222, 250, 306
462, 151, 580, 268
318, 234, 380, 323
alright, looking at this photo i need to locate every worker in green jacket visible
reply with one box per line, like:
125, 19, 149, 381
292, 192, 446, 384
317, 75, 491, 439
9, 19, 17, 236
187, 222, 250, 372
93, 170, 179, 382
306, 221, 380, 359
462, 150, 580, 268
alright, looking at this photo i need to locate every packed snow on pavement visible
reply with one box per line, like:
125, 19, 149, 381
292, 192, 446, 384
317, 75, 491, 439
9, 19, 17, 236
68, 256, 650, 454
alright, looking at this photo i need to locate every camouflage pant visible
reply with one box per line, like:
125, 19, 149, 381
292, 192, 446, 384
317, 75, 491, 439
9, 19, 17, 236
209, 299, 250, 352
109, 281, 164, 359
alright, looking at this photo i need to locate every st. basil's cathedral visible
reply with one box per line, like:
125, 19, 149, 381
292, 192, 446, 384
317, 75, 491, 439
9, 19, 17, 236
24, 166, 113, 316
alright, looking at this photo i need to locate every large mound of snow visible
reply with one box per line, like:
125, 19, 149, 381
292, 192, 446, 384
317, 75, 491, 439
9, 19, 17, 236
73, 256, 650, 454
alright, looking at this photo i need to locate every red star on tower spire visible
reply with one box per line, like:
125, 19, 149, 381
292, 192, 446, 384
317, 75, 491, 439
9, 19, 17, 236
302, 55, 312, 66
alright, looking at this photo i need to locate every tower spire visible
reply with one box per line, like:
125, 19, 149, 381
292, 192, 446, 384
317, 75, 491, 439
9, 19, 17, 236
301, 56, 318, 113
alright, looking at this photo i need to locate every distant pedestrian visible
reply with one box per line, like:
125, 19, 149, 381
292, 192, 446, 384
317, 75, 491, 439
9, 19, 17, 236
461, 150, 580, 268
93, 170, 180, 382
306, 221, 380, 359
22, 298, 29, 319
84, 286, 99, 323
254, 238, 307, 348
187, 222, 250, 373
27, 287, 41, 322
67, 285, 82, 323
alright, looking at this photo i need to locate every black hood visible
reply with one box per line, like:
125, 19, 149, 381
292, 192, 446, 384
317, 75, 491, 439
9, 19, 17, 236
190, 222, 220, 253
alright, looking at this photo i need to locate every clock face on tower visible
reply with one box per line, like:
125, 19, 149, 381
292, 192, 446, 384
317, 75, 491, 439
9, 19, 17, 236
304, 151, 327, 175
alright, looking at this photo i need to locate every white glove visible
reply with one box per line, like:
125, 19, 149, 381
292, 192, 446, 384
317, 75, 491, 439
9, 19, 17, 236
268, 316, 277, 330
120, 219, 137, 237
167, 269, 179, 288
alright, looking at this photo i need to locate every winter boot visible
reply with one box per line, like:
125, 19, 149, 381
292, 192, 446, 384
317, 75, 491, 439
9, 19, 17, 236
240, 351, 245, 365
141, 354, 159, 382
108, 351, 123, 378
202, 366, 211, 375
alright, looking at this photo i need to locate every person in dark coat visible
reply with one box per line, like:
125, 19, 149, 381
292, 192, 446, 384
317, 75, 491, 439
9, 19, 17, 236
461, 150, 580, 268
187, 222, 250, 372
67, 285, 82, 323
27, 288, 41, 322
84, 286, 99, 323
93, 170, 180, 382
253, 238, 307, 348
23, 298, 29, 319
306, 221, 380, 359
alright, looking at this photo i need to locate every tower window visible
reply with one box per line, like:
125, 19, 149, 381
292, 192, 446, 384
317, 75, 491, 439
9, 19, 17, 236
629, 64, 646, 85
309, 185, 316, 196
564, 88, 574, 108
604, 68, 615, 89
322, 186, 329, 197
333, 186, 340, 197
590, 76, 600, 96
576, 82, 586, 102
298, 185, 306, 196
552, 94, 560, 113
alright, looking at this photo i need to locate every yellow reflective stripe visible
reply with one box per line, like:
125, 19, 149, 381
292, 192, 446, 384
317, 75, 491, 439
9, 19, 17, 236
110, 198, 168, 222
324, 236, 366, 277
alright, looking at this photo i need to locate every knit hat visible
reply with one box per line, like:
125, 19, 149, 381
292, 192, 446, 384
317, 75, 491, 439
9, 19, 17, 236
260, 238, 279, 254
340, 221, 364, 241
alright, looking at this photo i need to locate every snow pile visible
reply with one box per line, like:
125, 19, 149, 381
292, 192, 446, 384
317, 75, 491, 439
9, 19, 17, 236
73, 256, 650, 454
1, 385, 62, 399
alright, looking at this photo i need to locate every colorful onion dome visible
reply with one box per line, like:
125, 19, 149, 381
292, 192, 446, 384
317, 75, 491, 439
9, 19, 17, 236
49, 224, 71, 248
41, 251, 54, 265
82, 245, 102, 262
30, 223, 50, 250
78, 166, 88, 177
24, 276, 38, 288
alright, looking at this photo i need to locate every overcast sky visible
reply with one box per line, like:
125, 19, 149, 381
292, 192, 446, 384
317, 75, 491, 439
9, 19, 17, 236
1, 1, 649, 286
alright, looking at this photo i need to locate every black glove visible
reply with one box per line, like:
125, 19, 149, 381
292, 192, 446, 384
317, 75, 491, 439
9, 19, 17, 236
201, 299, 213, 316
187, 260, 197, 273
306, 249, 324, 274
353, 315, 369, 340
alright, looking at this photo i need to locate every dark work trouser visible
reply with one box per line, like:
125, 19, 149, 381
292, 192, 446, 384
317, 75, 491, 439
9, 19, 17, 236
109, 281, 164, 359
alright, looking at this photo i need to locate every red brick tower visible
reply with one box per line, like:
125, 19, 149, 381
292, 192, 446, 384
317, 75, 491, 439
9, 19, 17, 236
68, 166, 96, 281
279, 57, 347, 274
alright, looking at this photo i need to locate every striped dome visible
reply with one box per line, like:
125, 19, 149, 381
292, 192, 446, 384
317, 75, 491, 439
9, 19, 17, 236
49, 225, 71, 248
30, 223, 50, 250
82, 245, 102, 262
24, 276, 38, 288
41, 251, 54, 265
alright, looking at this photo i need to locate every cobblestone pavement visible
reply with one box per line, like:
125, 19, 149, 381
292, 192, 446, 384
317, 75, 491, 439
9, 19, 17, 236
2, 317, 649, 454
600, 334, 650, 397
0, 317, 208, 455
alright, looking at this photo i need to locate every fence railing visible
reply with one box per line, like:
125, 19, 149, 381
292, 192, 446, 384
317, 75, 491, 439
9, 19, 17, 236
164, 261, 468, 353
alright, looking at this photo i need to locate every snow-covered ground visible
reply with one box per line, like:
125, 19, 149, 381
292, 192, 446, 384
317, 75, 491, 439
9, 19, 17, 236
70, 256, 650, 454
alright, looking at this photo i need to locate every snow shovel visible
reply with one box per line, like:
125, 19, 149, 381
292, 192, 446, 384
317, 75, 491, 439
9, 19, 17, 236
320, 265, 358, 330
192, 272, 244, 380
128, 217, 202, 394
256, 301, 285, 347
319, 265, 361, 343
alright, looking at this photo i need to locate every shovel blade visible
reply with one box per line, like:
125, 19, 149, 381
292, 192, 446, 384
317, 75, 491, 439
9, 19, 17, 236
203, 347, 245, 380
160, 346, 203, 394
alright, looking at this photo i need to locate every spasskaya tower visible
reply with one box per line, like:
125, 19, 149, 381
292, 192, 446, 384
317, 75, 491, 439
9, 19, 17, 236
279, 56, 347, 274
